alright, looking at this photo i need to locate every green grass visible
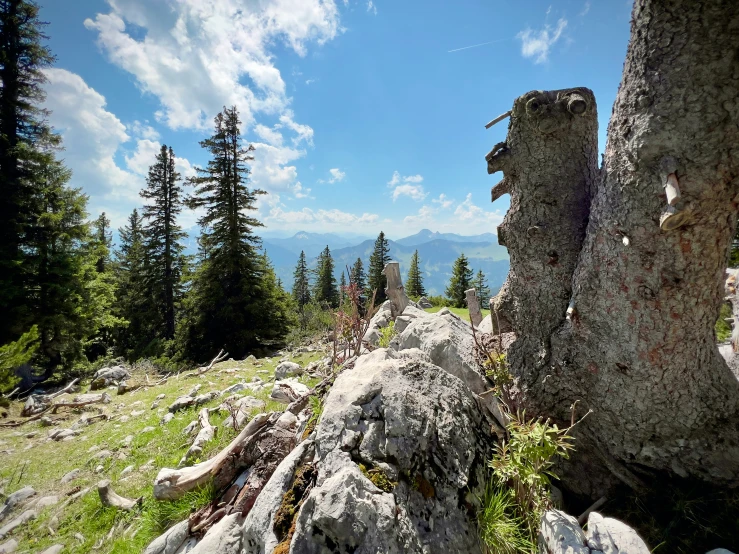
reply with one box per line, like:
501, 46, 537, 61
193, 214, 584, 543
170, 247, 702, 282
424, 305, 491, 323
0, 349, 324, 553
715, 303, 732, 342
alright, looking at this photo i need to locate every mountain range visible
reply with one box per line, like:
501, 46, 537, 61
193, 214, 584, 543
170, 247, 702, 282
261, 229, 509, 298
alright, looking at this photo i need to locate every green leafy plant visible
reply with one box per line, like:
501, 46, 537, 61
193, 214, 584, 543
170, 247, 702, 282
378, 321, 397, 348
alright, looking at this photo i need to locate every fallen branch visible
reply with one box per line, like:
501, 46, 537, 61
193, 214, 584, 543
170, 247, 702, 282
577, 496, 607, 525
97, 480, 141, 511
179, 408, 217, 466
197, 349, 228, 376
52, 392, 111, 413
48, 378, 80, 399
0, 406, 52, 427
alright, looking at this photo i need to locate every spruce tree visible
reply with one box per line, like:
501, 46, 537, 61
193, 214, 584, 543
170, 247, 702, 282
368, 231, 390, 303
115, 209, 150, 357
314, 245, 338, 307
181, 106, 280, 360
0, 0, 56, 343
93, 212, 111, 273
141, 145, 187, 340
445, 253, 473, 308
472, 269, 491, 300
292, 250, 311, 311
339, 271, 347, 305
405, 249, 425, 298
349, 257, 366, 291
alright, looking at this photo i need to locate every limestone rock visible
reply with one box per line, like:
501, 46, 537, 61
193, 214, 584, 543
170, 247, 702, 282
143, 519, 191, 554
90, 365, 130, 390
270, 379, 309, 404
538, 510, 589, 554
417, 296, 433, 309
288, 348, 494, 553
362, 300, 393, 345
39, 546, 64, 554
275, 361, 302, 380
478, 314, 494, 334
0, 539, 17, 553
0, 509, 36, 539
0, 486, 35, 523
585, 512, 650, 554
60, 469, 81, 484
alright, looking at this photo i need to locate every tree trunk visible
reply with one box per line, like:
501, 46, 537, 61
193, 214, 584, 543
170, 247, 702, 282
491, 0, 739, 497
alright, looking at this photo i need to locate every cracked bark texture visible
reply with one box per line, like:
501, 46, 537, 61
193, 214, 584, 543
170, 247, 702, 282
490, 0, 739, 496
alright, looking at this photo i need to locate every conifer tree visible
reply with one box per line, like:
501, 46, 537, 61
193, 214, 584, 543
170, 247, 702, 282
314, 245, 338, 307
405, 249, 425, 298
93, 212, 111, 273
368, 231, 390, 303
292, 250, 311, 311
115, 209, 150, 357
472, 269, 491, 300
445, 253, 473, 308
141, 145, 187, 340
339, 271, 347, 305
181, 106, 283, 360
349, 257, 366, 291
0, 0, 56, 343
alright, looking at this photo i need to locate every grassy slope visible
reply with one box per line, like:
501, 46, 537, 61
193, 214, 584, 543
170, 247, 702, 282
0, 351, 322, 553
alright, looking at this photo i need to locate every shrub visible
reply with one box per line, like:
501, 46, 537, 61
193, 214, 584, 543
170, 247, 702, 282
378, 321, 396, 348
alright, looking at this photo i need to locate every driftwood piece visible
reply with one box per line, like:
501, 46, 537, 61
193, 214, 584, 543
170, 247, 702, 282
383, 261, 409, 317
465, 288, 483, 327
197, 349, 229, 376
153, 413, 270, 500
179, 408, 217, 466
97, 480, 140, 511
484, 110, 512, 129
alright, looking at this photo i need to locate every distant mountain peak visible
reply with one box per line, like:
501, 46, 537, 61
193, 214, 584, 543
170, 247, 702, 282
294, 232, 310, 240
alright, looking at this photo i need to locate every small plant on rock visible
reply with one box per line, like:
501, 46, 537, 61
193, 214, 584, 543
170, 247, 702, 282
378, 321, 397, 348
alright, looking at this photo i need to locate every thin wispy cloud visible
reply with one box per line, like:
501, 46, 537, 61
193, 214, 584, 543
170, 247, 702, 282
517, 18, 567, 64
367, 1, 377, 15
448, 38, 509, 53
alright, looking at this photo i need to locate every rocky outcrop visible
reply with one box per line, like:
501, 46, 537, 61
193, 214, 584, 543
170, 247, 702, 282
90, 365, 130, 390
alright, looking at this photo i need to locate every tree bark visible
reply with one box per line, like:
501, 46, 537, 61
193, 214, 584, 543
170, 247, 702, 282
490, 0, 739, 496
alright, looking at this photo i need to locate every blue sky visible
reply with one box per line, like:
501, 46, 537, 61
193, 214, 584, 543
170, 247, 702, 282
39, 0, 632, 239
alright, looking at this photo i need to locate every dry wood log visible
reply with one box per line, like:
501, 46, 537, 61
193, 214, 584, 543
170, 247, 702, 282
153, 413, 270, 500
383, 261, 409, 317
97, 480, 141, 511
179, 408, 217, 466
484, 110, 512, 129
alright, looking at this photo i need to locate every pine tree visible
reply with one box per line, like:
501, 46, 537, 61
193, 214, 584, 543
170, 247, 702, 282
292, 250, 311, 311
405, 249, 425, 298
472, 269, 491, 300
141, 145, 187, 340
0, 0, 56, 343
314, 245, 339, 307
93, 212, 111, 273
114, 209, 151, 357
349, 257, 366, 291
368, 231, 390, 303
181, 106, 280, 360
445, 253, 473, 308
339, 271, 347, 305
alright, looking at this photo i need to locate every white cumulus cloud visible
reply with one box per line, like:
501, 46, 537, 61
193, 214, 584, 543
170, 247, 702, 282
392, 184, 427, 202
517, 18, 567, 64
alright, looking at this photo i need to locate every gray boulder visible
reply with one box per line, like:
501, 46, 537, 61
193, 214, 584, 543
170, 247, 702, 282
417, 296, 433, 309
362, 300, 393, 345
585, 512, 649, 554
275, 361, 302, 380
0, 509, 36, 539
90, 365, 130, 390
0, 539, 17, 553
478, 314, 494, 334
538, 510, 589, 554
287, 347, 494, 553
0, 487, 35, 523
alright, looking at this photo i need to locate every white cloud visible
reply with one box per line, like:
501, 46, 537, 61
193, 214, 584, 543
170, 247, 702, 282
580, 1, 591, 16
84, 0, 343, 131
130, 120, 160, 141
43, 68, 139, 224
403, 205, 437, 226
387, 170, 426, 201
517, 18, 567, 64
293, 182, 312, 199
305, 78, 317, 85
125, 139, 197, 181
265, 204, 379, 229
432, 193, 454, 209
367, 1, 377, 15
328, 168, 346, 183
454, 193, 503, 226
392, 184, 427, 202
